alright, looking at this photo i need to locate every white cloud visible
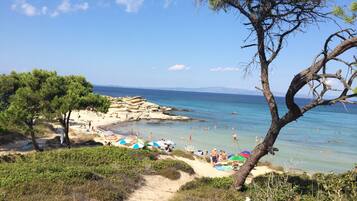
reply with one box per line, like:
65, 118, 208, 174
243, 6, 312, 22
11, 0, 39, 16
58, 0, 71, 13
168, 64, 190, 71
325, 78, 343, 90
75, 2, 89, 11
51, 0, 89, 17
10, 0, 89, 17
115, 0, 144, 13
210, 67, 240, 72
41, 6, 48, 15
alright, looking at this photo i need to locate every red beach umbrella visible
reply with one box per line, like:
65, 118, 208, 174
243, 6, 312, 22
239, 152, 251, 158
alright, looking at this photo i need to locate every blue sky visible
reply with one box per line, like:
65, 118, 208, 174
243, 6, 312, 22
0, 0, 354, 93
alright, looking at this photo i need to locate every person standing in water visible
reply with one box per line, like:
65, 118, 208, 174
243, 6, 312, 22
232, 133, 238, 143
232, 131, 239, 153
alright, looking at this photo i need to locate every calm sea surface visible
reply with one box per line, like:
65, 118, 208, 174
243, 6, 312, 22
94, 86, 357, 173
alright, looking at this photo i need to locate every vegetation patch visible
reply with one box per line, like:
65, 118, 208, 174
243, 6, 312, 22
172, 187, 245, 201
171, 171, 357, 201
257, 161, 284, 172
150, 159, 195, 180
0, 146, 194, 201
158, 167, 182, 180
171, 150, 195, 160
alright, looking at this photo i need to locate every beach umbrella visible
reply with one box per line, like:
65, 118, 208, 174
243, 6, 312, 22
132, 143, 144, 149
148, 141, 160, 148
118, 138, 130, 145
229, 155, 246, 162
157, 140, 166, 148
239, 151, 251, 158
165, 140, 175, 145
239, 153, 250, 158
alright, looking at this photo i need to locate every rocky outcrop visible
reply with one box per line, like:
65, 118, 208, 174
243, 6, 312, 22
70, 96, 191, 135
104, 96, 191, 122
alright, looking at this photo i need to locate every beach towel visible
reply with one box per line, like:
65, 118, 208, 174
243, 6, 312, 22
215, 165, 233, 171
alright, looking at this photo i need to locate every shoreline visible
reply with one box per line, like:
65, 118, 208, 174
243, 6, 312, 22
69, 96, 192, 135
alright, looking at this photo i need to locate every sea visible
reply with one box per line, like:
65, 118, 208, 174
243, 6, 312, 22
94, 86, 357, 173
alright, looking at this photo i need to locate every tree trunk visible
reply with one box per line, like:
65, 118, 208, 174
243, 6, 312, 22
64, 111, 72, 148
28, 125, 43, 152
234, 124, 281, 189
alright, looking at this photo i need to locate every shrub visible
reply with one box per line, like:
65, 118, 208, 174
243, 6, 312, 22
172, 150, 195, 160
0, 146, 194, 201
171, 187, 245, 201
180, 177, 234, 191
173, 169, 357, 201
159, 167, 182, 180
151, 159, 195, 175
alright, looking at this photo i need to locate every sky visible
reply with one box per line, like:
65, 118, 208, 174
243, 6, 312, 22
0, 0, 355, 94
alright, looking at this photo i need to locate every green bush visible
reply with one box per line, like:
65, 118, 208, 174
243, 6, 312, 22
151, 159, 195, 175
171, 150, 195, 160
172, 170, 357, 201
171, 187, 245, 201
180, 177, 233, 191
158, 167, 182, 180
0, 146, 194, 201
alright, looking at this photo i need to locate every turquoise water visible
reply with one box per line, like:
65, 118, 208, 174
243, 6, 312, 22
94, 86, 357, 173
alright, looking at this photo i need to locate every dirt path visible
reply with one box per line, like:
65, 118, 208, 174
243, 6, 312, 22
126, 155, 278, 201
173, 156, 232, 178
127, 171, 194, 201
126, 156, 233, 201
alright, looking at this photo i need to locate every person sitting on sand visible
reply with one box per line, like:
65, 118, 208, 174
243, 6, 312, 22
218, 150, 223, 161
210, 148, 218, 166
220, 151, 228, 161
232, 161, 240, 171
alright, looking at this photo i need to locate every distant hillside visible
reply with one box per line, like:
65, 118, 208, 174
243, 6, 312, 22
94, 85, 312, 98
155, 87, 293, 97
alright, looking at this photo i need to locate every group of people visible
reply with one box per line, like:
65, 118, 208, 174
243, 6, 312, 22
210, 148, 228, 166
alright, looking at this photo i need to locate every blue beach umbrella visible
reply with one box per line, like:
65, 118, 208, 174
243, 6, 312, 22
241, 151, 251, 155
132, 143, 144, 149
118, 139, 130, 145
148, 141, 160, 148
239, 150, 251, 159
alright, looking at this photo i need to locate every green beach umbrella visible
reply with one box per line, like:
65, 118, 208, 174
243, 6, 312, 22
228, 155, 246, 162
